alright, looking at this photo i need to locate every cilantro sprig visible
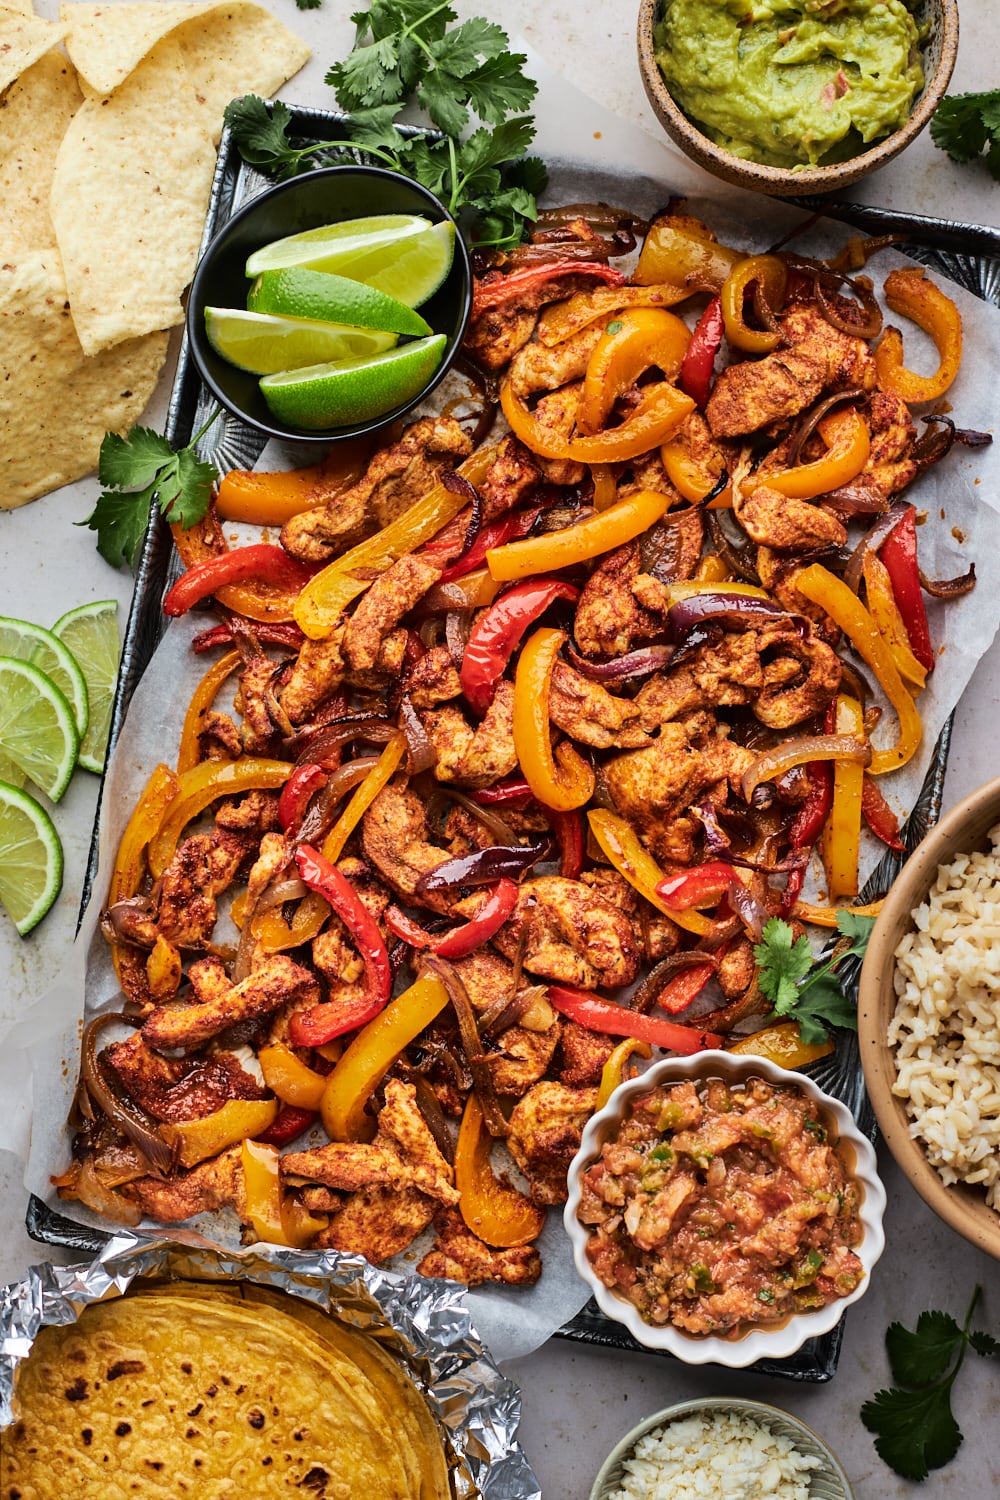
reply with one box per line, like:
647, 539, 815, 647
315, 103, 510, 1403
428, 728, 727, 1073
80, 414, 219, 571
224, 0, 547, 249
931, 90, 1000, 181
861, 1287, 1000, 1481
752, 911, 874, 1045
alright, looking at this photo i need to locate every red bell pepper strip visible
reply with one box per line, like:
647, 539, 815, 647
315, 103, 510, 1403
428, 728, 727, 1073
656, 962, 716, 1014
460, 578, 580, 716
548, 985, 723, 1053
254, 1104, 317, 1147
277, 763, 327, 833
472, 260, 624, 317
384, 879, 518, 958
191, 620, 306, 653
552, 809, 584, 880
779, 865, 806, 916
288, 844, 392, 1047
430, 508, 541, 583
471, 777, 534, 806
679, 294, 723, 408
788, 762, 835, 850
879, 506, 935, 673
861, 774, 906, 851
656, 861, 735, 911
163, 544, 316, 617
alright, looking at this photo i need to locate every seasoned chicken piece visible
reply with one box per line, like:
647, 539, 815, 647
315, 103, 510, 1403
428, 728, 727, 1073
736, 482, 847, 551
492, 876, 640, 990
279, 628, 346, 723
215, 789, 281, 835
860, 389, 917, 497
403, 644, 461, 707
466, 265, 621, 371
186, 955, 232, 1005
103, 1033, 269, 1123
342, 552, 443, 673
420, 681, 519, 787
198, 710, 242, 760
508, 323, 603, 399
477, 434, 542, 519
244, 831, 290, 908
751, 621, 842, 728
417, 1207, 542, 1285
121, 1145, 245, 1224
155, 829, 251, 950
507, 1081, 598, 1205
298, 1185, 341, 1213
548, 661, 649, 749
574, 541, 664, 658
558, 1019, 617, 1087
362, 782, 454, 912
718, 935, 757, 998
529, 381, 587, 486
311, 857, 391, 987
449, 947, 523, 1010
142, 955, 319, 1052
282, 1079, 460, 1206
316, 1185, 437, 1262
756, 547, 841, 645
233, 654, 281, 753
281, 417, 473, 562
489, 1021, 561, 1096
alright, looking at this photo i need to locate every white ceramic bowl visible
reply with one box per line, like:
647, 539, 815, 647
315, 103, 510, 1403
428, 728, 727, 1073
564, 1051, 886, 1368
589, 1397, 854, 1500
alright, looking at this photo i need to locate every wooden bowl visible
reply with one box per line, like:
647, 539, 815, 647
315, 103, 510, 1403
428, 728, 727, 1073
858, 776, 1000, 1263
636, 0, 959, 198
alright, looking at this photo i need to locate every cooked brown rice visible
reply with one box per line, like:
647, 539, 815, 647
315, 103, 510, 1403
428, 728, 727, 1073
890, 824, 1000, 1210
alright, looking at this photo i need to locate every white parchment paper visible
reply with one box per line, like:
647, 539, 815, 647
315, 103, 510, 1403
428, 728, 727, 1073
4, 53, 1000, 1362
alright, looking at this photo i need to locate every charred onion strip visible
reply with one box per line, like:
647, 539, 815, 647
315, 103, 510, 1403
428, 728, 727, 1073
420, 954, 509, 1138
81, 1013, 176, 1174
919, 564, 977, 598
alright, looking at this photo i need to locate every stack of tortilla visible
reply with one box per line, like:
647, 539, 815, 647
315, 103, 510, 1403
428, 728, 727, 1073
0, 0, 310, 509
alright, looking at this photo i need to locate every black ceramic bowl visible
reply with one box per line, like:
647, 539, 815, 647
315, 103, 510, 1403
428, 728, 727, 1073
186, 165, 472, 444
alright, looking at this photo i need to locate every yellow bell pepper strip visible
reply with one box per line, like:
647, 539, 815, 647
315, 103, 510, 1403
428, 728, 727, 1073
320, 973, 450, 1142
216, 440, 371, 526
596, 1039, 653, 1109
729, 1021, 834, 1069
862, 549, 928, 691
110, 763, 179, 904
578, 308, 691, 434
761, 407, 871, 500
147, 757, 294, 879
321, 731, 406, 863
162, 1097, 278, 1169
791, 898, 885, 928
176, 648, 242, 774
500, 377, 695, 465
821, 693, 866, 901
258, 1043, 329, 1111
146, 934, 182, 1002
548, 985, 724, 1052
240, 1139, 327, 1247
660, 437, 731, 507
695, 554, 731, 583
512, 628, 595, 811
634, 220, 742, 292
455, 1092, 546, 1248
720, 255, 788, 354
252, 894, 330, 955
590, 463, 618, 510
294, 445, 498, 639
874, 267, 963, 403
536, 282, 693, 346
794, 562, 923, 774
665, 579, 768, 605
487, 488, 671, 582
586, 807, 712, 936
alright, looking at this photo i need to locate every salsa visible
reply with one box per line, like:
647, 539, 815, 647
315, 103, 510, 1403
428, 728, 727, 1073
654, 0, 925, 170
577, 1076, 864, 1337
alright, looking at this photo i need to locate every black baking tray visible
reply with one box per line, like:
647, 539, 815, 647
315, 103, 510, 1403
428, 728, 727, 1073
26, 103, 1000, 1383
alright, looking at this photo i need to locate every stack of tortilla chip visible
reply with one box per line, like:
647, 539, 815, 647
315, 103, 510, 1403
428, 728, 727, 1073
0, 1, 310, 509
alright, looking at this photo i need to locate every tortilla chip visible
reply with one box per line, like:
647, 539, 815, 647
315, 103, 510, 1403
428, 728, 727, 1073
0, 1, 38, 17
0, 250, 168, 508
49, 35, 217, 355
0, 49, 82, 254
0, 6, 66, 92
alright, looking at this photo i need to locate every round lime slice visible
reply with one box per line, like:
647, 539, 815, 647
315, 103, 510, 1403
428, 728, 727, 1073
0, 615, 89, 739
0, 780, 63, 935
259, 334, 447, 431
51, 599, 121, 775
0, 657, 79, 803
205, 307, 398, 374
247, 267, 432, 337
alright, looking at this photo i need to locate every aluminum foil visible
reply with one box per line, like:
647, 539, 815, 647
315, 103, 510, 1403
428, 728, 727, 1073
0, 1235, 541, 1500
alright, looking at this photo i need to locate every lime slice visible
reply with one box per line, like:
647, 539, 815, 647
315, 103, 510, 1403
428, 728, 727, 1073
0, 781, 63, 935
0, 752, 25, 789
205, 307, 398, 375
246, 217, 455, 308
0, 658, 79, 802
259, 334, 448, 431
247, 267, 432, 337
0, 615, 89, 739
51, 600, 121, 775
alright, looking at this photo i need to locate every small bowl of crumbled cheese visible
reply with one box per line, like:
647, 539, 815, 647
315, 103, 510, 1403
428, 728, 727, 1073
589, 1399, 853, 1500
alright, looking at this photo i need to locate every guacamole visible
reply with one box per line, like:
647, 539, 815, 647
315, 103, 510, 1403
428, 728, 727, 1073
654, 0, 925, 170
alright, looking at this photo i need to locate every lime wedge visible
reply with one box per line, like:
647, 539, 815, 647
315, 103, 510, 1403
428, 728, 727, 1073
246, 217, 455, 309
205, 307, 398, 375
247, 268, 432, 337
245, 214, 431, 279
0, 658, 79, 802
0, 781, 63, 935
0, 615, 89, 739
259, 334, 448, 431
52, 600, 121, 775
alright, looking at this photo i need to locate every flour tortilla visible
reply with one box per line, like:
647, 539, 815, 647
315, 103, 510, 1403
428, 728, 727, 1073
0, 4, 65, 92
0, 48, 82, 255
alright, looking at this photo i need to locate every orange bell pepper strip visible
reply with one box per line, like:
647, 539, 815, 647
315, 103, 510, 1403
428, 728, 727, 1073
874, 267, 963, 403
294, 445, 498, 639
146, 934, 182, 1002
862, 549, 928, 691
170, 517, 303, 625
590, 463, 618, 510
176, 648, 242, 774
110, 763, 180, 904
720, 254, 788, 354
577, 308, 691, 434
216, 440, 371, 526
258, 1043, 329, 1111
695, 554, 731, 583
500, 378, 695, 465
147, 757, 293, 878
660, 437, 731, 507
820, 693, 865, 901
586, 807, 712, 936
791, 898, 884, 927
320, 973, 450, 1142
729, 1020, 833, 1069
536, 282, 693, 347
162, 1097, 278, 1168
240, 1139, 328, 1247
596, 1039, 653, 1109
487, 488, 671, 581
512, 628, 595, 811
794, 563, 922, 774
321, 732, 405, 863
761, 408, 871, 500
634, 220, 742, 293
455, 1092, 546, 1248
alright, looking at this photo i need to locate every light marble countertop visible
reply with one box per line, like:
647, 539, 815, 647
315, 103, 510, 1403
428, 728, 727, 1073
2, 2, 998, 1496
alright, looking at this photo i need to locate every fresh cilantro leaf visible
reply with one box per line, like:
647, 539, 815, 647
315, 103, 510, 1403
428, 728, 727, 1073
83, 487, 157, 571
97, 426, 174, 492
166, 449, 218, 530
835, 909, 877, 955
785, 974, 857, 1045
753, 913, 871, 1042
223, 97, 328, 180
886, 1311, 962, 1386
505, 154, 548, 196
931, 90, 1000, 181
754, 917, 813, 1011
419, 69, 472, 136
968, 1329, 1000, 1357
861, 1383, 963, 1482
460, 52, 538, 125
